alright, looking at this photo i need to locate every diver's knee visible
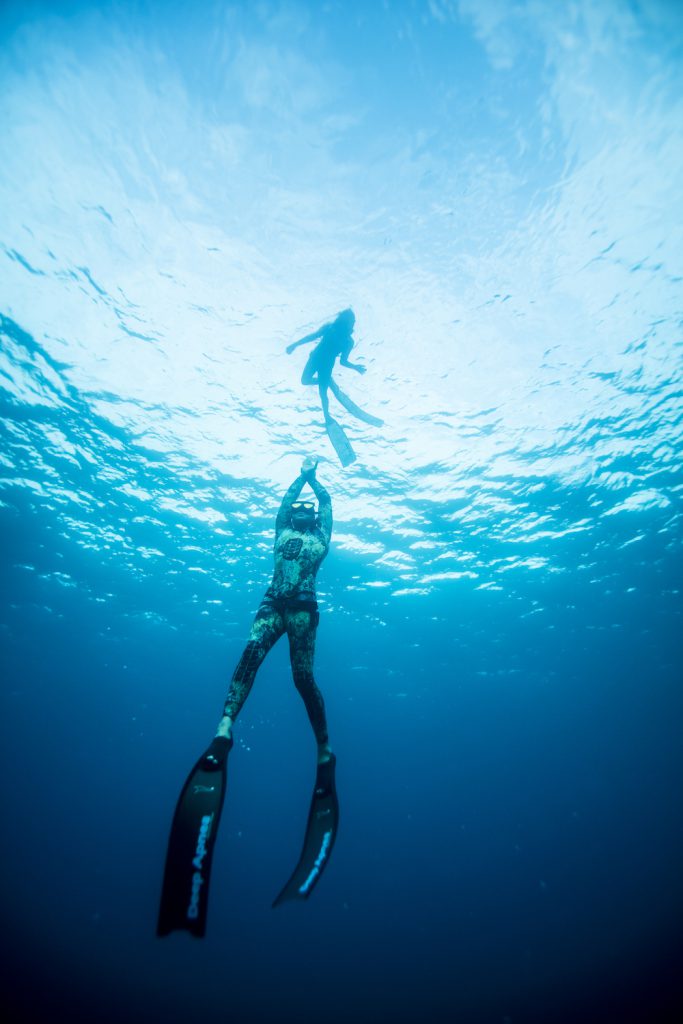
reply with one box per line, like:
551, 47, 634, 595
293, 670, 315, 693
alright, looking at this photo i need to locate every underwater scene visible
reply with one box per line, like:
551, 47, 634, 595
1, 1, 682, 1022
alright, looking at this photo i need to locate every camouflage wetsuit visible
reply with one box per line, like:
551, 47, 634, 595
223, 473, 332, 744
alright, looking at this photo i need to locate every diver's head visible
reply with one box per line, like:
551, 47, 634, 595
336, 308, 355, 330
291, 500, 317, 532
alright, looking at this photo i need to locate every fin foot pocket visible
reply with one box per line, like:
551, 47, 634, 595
201, 735, 232, 770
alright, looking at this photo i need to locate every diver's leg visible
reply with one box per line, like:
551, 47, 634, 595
217, 605, 284, 740
285, 608, 331, 763
318, 382, 332, 424
301, 352, 319, 385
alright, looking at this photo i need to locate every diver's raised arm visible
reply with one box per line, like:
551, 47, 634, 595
302, 459, 332, 545
275, 472, 305, 536
286, 328, 323, 355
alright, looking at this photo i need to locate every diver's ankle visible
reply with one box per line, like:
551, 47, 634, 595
317, 742, 333, 764
216, 716, 233, 741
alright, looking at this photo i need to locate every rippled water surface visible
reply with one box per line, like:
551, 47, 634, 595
1, 2, 682, 1023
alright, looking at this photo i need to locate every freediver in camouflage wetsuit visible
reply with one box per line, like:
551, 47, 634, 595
215, 456, 333, 764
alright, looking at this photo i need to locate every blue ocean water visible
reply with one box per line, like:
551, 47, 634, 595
1, 1, 682, 1022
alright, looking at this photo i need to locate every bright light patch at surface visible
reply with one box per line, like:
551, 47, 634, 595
1, 0, 681, 599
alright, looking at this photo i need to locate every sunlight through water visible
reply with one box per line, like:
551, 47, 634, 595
2, 1, 681, 615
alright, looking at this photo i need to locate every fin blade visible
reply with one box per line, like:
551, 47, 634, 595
157, 738, 231, 938
273, 756, 339, 907
326, 417, 356, 467
330, 382, 383, 427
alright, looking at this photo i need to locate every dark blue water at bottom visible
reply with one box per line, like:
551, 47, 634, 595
1, 484, 681, 1024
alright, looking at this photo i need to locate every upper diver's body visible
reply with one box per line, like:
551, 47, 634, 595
287, 309, 366, 422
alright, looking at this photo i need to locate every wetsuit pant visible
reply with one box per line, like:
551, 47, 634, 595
223, 598, 329, 745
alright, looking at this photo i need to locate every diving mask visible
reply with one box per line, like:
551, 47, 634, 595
291, 500, 317, 529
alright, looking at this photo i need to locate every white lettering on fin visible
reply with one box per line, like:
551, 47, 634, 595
298, 830, 333, 895
186, 813, 214, 920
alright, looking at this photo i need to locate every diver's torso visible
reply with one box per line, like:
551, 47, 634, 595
269, 526, 328, 601
313, 326, 352, 371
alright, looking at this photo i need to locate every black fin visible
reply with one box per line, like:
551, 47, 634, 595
326, 417, 357, 467
157, 736, 232, 938
272, 755, 339, 907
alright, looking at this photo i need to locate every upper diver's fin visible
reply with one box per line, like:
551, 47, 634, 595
157, 735, 232, 938
272, 754, 339, 907
326, 417, 357, 468
330, 380, 384, 427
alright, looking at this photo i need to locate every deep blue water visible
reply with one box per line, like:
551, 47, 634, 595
1, 2, 682, 1023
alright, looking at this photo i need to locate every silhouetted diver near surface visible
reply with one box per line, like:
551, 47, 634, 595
157, 457, 339, 937
287, 309, 383, 466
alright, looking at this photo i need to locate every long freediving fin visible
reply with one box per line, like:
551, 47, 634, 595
325, 417, 357, 468
329, 380, 384, 427
157, 736, 232, 938
272, 754, 339, 907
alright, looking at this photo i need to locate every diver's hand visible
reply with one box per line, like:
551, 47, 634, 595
301, 456, 319, 480
286, 343, 296, 354
355, 364, 367, 375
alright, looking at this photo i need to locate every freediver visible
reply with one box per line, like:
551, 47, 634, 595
158, 456, 339, 936
286, 309, 383, 466
215, 455, 333, 765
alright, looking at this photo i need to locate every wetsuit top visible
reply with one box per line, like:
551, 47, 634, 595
267, 473, 333, 604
